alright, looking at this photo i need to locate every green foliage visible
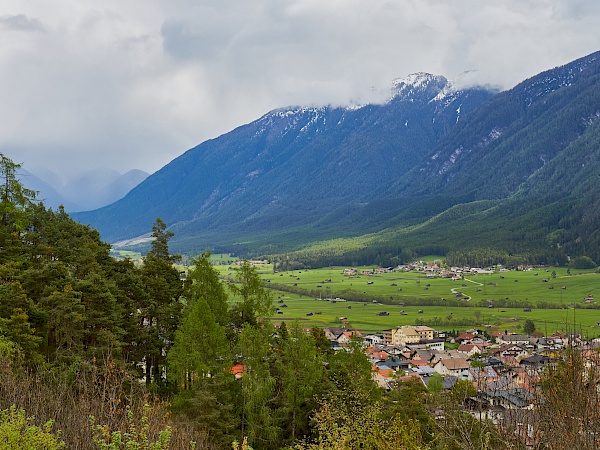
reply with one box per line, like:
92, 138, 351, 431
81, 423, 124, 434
229, 262, 274, 329
168, 295, 229, 385
0, 406, 65, 450
276, 321, 325, 443
238, 324, 279, 448
523, 319, 536, 335
297, 400, 428, 450
184, 252, 229, 325
426, 373, 444, 393
90, 405, 173, 450
0, 154, 37, 238
139, 218, 183, 384
570, 255, 597, 269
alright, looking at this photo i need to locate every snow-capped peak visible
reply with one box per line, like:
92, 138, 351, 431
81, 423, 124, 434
391, 72, 440, 89
389, 72, 450, 103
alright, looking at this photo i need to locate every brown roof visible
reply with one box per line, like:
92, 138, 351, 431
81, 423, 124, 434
440, 358, 470, 370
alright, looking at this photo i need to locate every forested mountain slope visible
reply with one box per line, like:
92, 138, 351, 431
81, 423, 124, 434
73, 75, 493, 249
74, 51, 600, 264
273, 50, 600, 265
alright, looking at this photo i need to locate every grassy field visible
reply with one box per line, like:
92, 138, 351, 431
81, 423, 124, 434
217, 263, 600, 336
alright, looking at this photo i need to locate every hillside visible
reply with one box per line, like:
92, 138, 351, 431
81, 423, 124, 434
73, 74, 493, 249
74, 51, 600, 264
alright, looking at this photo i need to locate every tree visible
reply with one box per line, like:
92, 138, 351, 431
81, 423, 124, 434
238, 323, 279, 448
41, 285, 85, 362
310, 326, 332, 357
531, 348, 600, 448
427, 373, 444, 393
277, 321, 324, 444
229, 261, 274, 329
139, 219, 183, 385
168, 296, 229, 386
299, 400, 427, 450
571, 256, 597, 269
0, 154, 37, 237
184, 252, 229, 325
523, 319, 536, 335
327, 336, 381, 408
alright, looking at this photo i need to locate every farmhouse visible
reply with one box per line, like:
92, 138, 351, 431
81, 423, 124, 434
433, 358, 470, 378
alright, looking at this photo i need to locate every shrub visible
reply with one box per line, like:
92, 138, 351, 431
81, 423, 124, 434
0, 405, 65, 450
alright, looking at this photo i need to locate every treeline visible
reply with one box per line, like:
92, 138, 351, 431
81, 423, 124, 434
268, 244, 452, 271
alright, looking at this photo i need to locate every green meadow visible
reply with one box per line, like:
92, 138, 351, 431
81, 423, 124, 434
217, 263, 600, 336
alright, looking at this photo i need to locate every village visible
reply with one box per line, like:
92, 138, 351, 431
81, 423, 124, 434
316, 323, 591, 416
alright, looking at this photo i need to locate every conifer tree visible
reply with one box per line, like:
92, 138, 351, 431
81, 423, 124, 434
139, 218, 183, 384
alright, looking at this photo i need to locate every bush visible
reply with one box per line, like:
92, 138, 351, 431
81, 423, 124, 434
90, 404, 174, 450
570, 256, 597, 269
0, 405, 65, 450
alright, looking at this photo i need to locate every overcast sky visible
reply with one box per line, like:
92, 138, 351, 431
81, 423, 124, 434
2, 0, 600, 178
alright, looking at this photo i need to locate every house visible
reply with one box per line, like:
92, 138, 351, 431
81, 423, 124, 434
372, 365, 394, 390
423, 339, 445, 351
380, 357, 410, 372
323, 327, 361, 345
497, 334, 532, 346
494, 344, 529, 362
364, 334, 384, 345
414, 326, 435, 340
433, 358, 471, 378
520, 354, 551, 368
468, 366, 501, 390
455, 333, 477, 344
485, 388, 534, 409
457, 343, 486, 358
230, 363, 246, 380
382, 329, 394, 346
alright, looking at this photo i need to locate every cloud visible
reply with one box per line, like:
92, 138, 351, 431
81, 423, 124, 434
0, 14, 44, 32
1, 0, 600, 178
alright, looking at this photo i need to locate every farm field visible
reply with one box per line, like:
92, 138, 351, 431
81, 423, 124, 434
217, 263, 600, 336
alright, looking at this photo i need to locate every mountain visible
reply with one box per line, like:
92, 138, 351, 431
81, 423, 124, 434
18, 169, 84, 211
73, 50, 600, 264
73, 74, 493, 248
23, 168, 149, 212
294, 50, 600, 264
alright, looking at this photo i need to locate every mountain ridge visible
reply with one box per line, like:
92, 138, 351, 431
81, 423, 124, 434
73, 73, 493, 247
72, 51, 600, 264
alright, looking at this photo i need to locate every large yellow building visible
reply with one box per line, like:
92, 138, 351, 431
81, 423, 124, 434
390, 325, 435, 346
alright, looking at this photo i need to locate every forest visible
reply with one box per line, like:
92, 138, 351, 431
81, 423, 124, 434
1, 152, 600, 449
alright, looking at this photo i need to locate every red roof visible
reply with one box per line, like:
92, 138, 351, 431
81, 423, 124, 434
409, 359, 430, 367
230, 363, 246, 378
457, 333, 476, 341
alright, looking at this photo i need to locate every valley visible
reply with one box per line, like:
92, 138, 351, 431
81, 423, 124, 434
214, 260, 600, 336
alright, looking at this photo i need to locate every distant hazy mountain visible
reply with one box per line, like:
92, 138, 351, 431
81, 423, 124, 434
22, 168, 149, 212
18, 169, 84, 211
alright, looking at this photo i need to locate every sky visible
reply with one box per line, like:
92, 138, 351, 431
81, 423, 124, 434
2, 0, 600, 179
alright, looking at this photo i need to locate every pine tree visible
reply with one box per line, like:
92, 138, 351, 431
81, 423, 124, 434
139, 218, 183, 384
